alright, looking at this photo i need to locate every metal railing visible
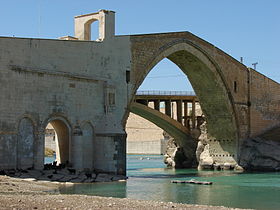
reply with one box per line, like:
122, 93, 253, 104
136, 90, 196, 96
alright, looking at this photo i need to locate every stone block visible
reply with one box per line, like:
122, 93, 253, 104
51, 174, 64, 181
111, 175, 127, 181
95, 173, 113, 182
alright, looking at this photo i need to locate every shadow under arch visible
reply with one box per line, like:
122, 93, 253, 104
129, 102, 196, 161
130, 41, 239, 161
44, 116, 72, 165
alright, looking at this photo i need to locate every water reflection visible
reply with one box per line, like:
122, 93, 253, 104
59, 181, 127, 198
58, 155, 280, 210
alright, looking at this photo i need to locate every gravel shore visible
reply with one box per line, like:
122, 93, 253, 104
0, 175, 248, 209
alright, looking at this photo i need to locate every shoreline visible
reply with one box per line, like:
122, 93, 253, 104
0, 175, 250, 209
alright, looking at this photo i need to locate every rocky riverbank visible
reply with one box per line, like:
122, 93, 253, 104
0, 175, 249, 210
1, 168, 126, 183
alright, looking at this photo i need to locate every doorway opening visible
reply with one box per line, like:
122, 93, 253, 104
44, 120, 70, 165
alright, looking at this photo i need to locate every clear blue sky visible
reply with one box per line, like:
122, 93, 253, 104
1, 0, 279, 91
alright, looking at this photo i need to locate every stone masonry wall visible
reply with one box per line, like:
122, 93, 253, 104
129, 32, 280, 168
249, 69, 280, 137
0, 35, 131, 173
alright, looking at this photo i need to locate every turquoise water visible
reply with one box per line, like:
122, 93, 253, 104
45, 156, 55, 164
58, 155, 280, 210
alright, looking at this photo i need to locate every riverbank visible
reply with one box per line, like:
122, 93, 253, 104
0, 175, 248, 210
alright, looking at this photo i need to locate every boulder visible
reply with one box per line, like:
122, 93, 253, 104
20, 173, 32, 179
198, 144, 214, 170
111, 175, 127, 181
95, 173, 113, 182
196, 141, 205, 162
27, 170, 43, 179
57, 169, 70, 176
71, 178, 86, 183
222, 162, 231, 170
51, 174, 64, 181
83, 178, 95, 183
234, 164, 244, 171
239, 137, 280, 171
213, 163, 221, 170
165, 157, 175, 168
59, 174, 78, 182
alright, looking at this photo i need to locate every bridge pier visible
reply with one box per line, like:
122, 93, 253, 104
165, 100, 172, 117
154, 100, 160, 111
183, 101, 189, 128
176, 100, 183, 123
191, 99, 196, 129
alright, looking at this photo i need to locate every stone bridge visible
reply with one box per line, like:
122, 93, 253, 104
0, 10, 280, 174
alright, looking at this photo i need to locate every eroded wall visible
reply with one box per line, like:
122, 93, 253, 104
0, 36, 131, 173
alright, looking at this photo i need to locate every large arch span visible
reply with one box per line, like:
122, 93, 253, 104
128, 32, 243, 167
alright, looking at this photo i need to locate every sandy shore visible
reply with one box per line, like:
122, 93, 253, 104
0, 175, 248, 209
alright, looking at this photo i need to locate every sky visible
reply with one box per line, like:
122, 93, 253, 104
0, 0, 279, 91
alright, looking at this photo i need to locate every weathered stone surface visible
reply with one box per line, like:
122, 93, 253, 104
95, 173, 113, 182
198, 145, 214, 170
7, 168, 125, 183
20, 174, 33, 179
111, 175, 127, 181
213, 163, 221, 170
91, 173, 97, 179
234, 165, 244, 171
164, 157, 175, 168
240, 137, 280, 171
83, 178, 95, 183
50, 174, 64, 181
222, 163, 231, 170
27, 170, 43, 179
196, 141, 205, 162
42, 170, 56, 176
57, 169, 70, 176
71, 177, 86, 183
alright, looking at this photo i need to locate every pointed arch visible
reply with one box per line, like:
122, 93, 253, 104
81, 121, 94, 169
43, 116, 72, 165
17, 117, 35, 169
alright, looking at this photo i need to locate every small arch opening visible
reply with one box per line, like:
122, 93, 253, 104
90, 20, 99, 41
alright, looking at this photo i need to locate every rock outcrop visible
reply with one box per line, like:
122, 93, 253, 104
239, 136, 280, 171
3, 168, 127, 183
163, 136, 197, 168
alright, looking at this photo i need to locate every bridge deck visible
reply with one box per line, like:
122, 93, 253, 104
135, 91, 198, 101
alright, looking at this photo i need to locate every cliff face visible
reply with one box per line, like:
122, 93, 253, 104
239, 127, 280, 171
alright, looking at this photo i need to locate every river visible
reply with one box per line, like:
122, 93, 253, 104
54, 155, 280, 210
